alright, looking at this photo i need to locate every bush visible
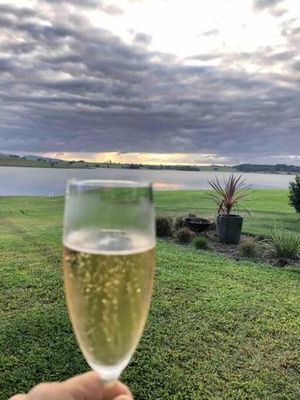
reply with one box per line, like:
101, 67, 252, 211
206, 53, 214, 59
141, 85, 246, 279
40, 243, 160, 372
267, 227, 300, 259
239, 239, 257, 258
174, 215, 186, 230
156, 215, 173, 237
289, 175, 300, 214
175, 227, 194, 244
194, 236, 208, 250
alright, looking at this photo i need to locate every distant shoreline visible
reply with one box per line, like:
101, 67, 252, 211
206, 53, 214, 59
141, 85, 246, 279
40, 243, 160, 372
1, 155, 300, 174
0, 157, 231, 171
0, 161, 297, 176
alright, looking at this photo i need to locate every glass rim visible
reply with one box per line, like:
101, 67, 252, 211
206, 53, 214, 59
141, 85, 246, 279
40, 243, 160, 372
67, 179, 152, 189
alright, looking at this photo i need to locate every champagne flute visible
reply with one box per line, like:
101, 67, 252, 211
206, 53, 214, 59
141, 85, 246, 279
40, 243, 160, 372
62, 179, 155, 382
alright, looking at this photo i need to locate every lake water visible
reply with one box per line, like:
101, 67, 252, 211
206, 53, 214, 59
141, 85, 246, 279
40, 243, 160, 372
0, 166, 295, 196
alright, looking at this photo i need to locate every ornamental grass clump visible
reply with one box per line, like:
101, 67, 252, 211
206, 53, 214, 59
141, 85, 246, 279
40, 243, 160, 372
238, 238, 258, 258
175, 227, 194, 244
267, 227, 300, 259
156, 215, 173, 238
174, 215, 186, 230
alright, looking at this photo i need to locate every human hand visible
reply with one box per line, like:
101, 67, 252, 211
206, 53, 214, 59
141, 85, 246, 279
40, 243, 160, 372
10, 371, 133, 400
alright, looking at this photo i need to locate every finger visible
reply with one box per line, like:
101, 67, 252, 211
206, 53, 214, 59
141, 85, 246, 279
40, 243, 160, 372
10, 373, 104, 400
9, 373, 132, 400
9, 395, 27, 400
114, 396, 133, 400
103, 381, 133, 400
26, 382, 73, 400
62, 372, 104, 400
64, 373, 132, 400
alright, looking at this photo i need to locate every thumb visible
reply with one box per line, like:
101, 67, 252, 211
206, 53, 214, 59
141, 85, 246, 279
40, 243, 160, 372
10, 372, 132, 400
64, 372, 132, 399
102, 380, 133, 400
115, 396, 132, 400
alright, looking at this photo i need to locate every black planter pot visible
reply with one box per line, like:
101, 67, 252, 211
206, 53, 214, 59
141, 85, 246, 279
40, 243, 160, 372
183, 217, 213, 233
216, 214, 243, 244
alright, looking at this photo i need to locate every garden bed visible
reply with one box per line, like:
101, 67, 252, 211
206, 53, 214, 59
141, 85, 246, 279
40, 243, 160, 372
157, 214, 300, 269
202, 231, 300, 268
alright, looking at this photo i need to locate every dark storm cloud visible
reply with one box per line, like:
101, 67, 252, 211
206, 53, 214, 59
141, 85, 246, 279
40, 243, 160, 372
0, 4, 38, 17
0, 58, 16, 72
0, 1, 300, 164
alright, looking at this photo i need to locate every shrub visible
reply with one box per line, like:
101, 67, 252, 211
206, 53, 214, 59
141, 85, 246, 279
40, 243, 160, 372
156, 215, 173, 237
174, 215, 186, 230
267, 227, 300, 259
289, 175, 300, 214
239, 239, 257, 258
175, 227, 194, 244
194, 236, 208, 250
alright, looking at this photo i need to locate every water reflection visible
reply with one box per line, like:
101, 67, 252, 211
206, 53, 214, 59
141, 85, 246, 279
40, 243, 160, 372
154, 182, 184, 191
0, 166, 295, 196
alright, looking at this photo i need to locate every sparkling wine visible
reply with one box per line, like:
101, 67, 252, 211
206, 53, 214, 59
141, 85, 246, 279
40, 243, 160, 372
63, 229, 155, 379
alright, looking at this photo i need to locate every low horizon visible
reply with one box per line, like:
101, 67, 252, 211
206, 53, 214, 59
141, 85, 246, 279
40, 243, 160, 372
3, 151, 300, 168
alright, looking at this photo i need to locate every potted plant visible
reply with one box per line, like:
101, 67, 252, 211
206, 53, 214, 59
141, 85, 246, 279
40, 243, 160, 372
208, 174, 251, 244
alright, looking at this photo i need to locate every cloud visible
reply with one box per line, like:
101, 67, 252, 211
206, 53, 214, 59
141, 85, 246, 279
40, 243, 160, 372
42, 0, 99, 6
0, 4, 37, 17
42, 0, 124, 14
41, 0, 115, 10
253, 0, 285, 10
134, 32, 152, 46
201, 29, 220, 37
0, 1, 299, 165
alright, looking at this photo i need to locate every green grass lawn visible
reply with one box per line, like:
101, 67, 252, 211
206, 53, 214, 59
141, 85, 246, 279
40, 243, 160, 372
0, 193, 300, 399
155, 189, 300, 236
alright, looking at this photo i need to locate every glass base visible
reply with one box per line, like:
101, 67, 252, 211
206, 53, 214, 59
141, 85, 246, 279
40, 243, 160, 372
88, 357, 131, 382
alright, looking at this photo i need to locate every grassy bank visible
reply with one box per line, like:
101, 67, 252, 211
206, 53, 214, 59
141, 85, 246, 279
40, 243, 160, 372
0, 157, 93, 168
0, 193, 300, 399
1, 189, 299, 236
0, 158, 232, 171
155, 189, 300, 236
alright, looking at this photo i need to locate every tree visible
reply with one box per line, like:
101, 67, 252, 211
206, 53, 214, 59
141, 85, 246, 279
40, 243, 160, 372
288, 175, 300, 214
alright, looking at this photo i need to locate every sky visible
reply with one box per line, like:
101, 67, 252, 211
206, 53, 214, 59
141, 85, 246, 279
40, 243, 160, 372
0, 0, 300, 165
